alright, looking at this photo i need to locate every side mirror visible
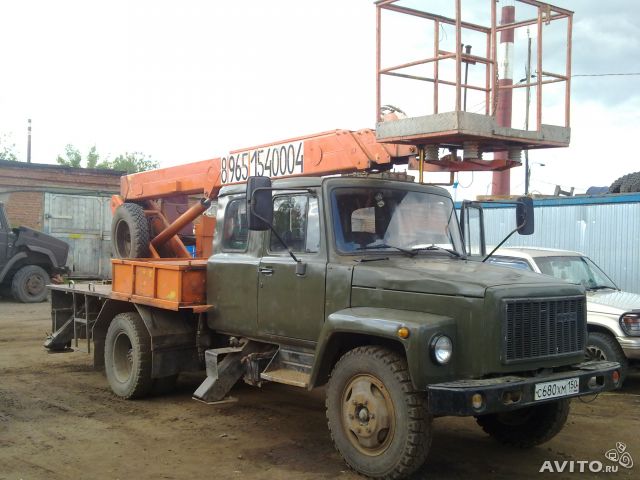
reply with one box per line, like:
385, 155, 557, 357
515, 196, 534, 235
247, 176, 273, 231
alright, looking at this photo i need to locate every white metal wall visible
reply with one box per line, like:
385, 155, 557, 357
482, 199, 640, 294
43, 193, 112, 279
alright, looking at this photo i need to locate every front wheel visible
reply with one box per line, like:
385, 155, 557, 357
326, 346, 432, 479
476, 398, 570, 448
11, 265, 50, 303
585, 332, 628, 386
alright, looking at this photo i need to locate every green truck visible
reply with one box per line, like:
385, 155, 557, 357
47, 174, 620, 479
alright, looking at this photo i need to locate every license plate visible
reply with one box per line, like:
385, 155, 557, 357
534, 377, 579, 401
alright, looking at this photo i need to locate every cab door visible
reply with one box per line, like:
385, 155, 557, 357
257, 193, 327, 341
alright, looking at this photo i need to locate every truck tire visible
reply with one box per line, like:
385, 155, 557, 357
326, 346, 431, 480
104, 312, 153, 399
619, 171, 640, 193
111, 203, 150, 258
11, 265, 50, 303
609, 174, 628, 193
586, 331, 628, 386
475, 398, 570, 448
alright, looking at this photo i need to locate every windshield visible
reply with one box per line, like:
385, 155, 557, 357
331, 187, 464, 255
535, 255, 618, 290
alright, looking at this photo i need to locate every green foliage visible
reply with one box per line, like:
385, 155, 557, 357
0, 133, 18, 162
56, 144, 82, 168
86, 145, 100, 169
55, 145, 158, 173
98, 152, 159, 174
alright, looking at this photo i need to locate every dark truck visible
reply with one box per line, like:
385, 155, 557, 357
46, 175, 620, 479
0, 201, 68, 302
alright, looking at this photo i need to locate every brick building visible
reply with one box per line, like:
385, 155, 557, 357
0, 160, 122, 229
0, 160, 125, 278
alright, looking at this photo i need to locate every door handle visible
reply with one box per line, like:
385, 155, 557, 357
259, 267, 274, 276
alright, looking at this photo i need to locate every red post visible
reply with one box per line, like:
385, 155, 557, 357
491, 2, 515, 196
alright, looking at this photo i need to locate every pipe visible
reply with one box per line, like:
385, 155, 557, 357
151, 197, 211, 249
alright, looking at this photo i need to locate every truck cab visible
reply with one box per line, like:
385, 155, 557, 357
201, 175, 619, 476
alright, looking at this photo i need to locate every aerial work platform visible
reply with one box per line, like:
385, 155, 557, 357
375, 0, 573, 172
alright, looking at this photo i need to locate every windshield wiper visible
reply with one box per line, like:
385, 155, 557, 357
586, 285, 617, 291
356, 243, 414, 256
411, 245, 463, 258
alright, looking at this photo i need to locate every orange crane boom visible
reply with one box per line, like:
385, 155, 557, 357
116, 129, 415, 203
111, 129, 415, 259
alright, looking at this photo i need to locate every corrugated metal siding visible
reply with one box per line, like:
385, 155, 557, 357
483, 199, 640, 294
44, 193, 112, 279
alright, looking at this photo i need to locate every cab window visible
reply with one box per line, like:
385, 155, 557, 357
486, 256, 533, 271
270, 195, 320, 254
221, 198, 248, 251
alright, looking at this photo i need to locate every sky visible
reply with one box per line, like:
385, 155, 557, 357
1, 0, 639, 200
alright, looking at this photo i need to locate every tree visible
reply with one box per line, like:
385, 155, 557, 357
0, 133, 18, 162
55, 145, 158, 173
56, 144, 83, 168
98, 152, 159, 174
86, 145, 100, 169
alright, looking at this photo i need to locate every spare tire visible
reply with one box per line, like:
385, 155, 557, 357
111, 203, 150, 258
620, 171, 640, 193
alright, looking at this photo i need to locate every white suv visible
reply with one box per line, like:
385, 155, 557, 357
487, 247, 639, 385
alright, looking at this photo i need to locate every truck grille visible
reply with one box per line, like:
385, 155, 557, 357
503, 296, 586, 363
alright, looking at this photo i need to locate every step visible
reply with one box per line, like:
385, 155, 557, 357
259, 345, 315, 388
260, 368, 310, 388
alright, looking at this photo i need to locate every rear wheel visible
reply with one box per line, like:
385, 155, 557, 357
105, 312, 153, 399
111, 203, 150, 258
326, 346, 431, 479
11, 265, 50, 303
585, 331, 628, 386
476, 399, 570, 448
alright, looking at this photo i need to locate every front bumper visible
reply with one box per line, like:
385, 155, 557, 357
427, 360, 620, 416
617, 336, 640, 360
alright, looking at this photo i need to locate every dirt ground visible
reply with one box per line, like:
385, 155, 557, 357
0, 298, 638, 480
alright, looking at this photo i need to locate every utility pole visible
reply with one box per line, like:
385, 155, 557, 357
27, 118, 32, 163
491, 0, 515, 196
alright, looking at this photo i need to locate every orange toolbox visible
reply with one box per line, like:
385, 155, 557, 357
111, 258, 209, 312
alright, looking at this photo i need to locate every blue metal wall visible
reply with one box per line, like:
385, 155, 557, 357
474, 193, 640, 294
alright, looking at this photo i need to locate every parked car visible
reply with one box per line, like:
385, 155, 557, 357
487, 247, 639, 384
0, 202, 69, 302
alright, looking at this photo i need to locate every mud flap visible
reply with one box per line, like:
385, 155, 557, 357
193, 341, 264, 403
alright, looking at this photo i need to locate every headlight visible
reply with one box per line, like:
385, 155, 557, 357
620, 312, 640, 336
430, 334, 453, 365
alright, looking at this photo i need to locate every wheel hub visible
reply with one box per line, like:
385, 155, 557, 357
25, 274, 44, 295
586, 346, 607, 361
357, 406, 370, 423
113, 332, 134, 383
342, 374, 396, 456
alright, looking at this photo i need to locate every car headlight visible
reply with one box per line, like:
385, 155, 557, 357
430, 334, 453, 365
619, 312, 640, 336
